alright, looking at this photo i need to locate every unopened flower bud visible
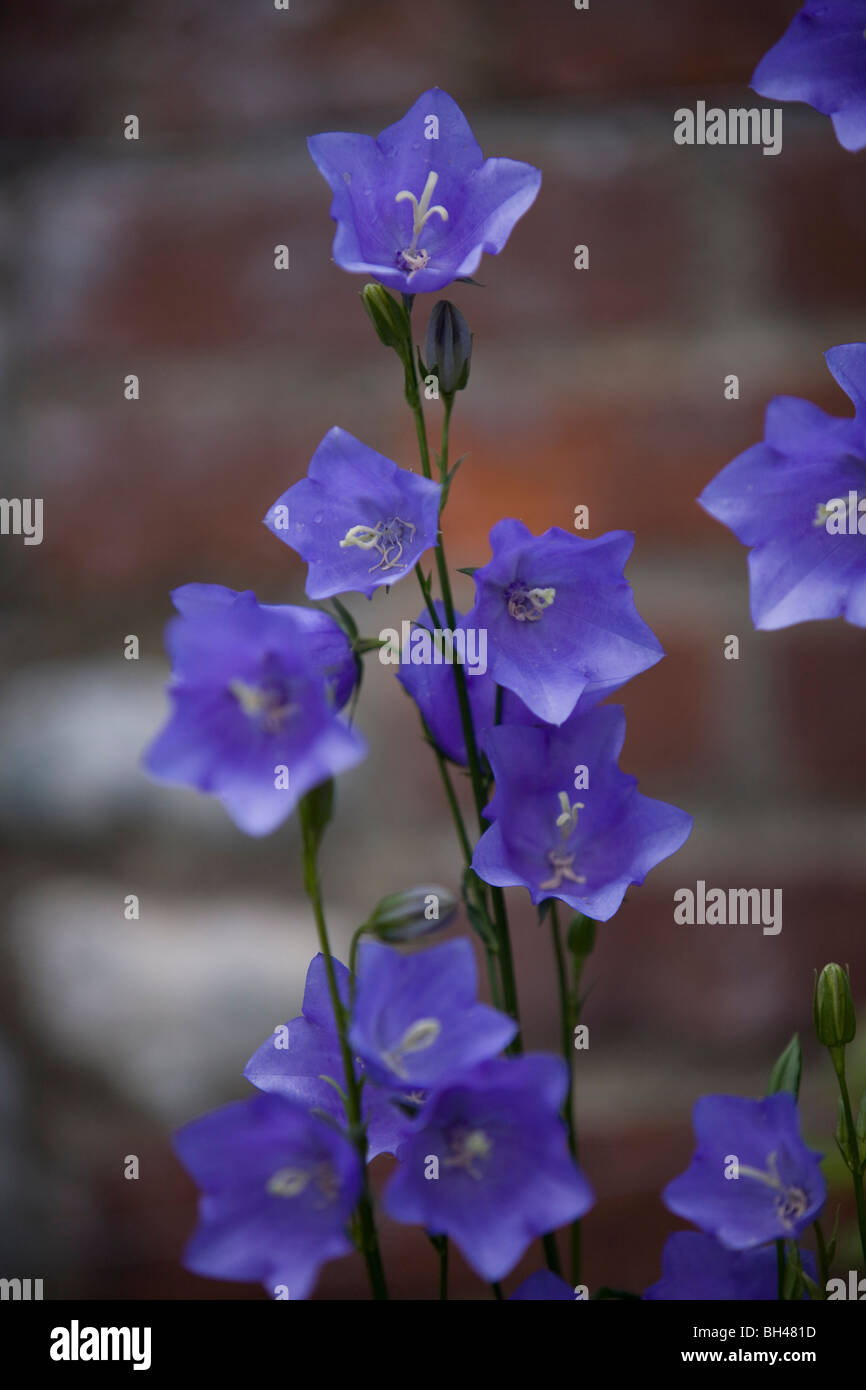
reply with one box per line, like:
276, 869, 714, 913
813, 963, 856, 1049
367, 885, 458, 942
361, 283, 410, 352
424, 300, 471, 395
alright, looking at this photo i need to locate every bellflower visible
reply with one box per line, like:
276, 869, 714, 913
144, 585, 365, 835
699, 345, 866, 629
752, 2, 866, 151
397, 601, 627, 766
510, 1270, 576, 1301
662, 1093, 826, 1250
644, 1231, 818, 1301
348, 938, 516, 1090
174, 1092, 362, 1299
307, 87, 541, 295
244, 953, 412, 1161
472, 706, 693, 921
385, 1055, 594, 1282
462, 520, 664, 725
264, 427, 441, 600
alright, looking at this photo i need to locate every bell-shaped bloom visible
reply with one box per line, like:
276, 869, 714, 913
510, 1270, 576, 1301
462, 520, 663, 725
144, 585, 365, 835
348, 939, 516, 1090
699, 345, 866, 630
264, 427, 441, 600
174, 1092, 362, 1299
662, 1094, 826, 1251
644, 1230, 818, 1301
472, 706, 693, 921
752, 2, 866, 152
385, 1055, 594, 1283
307, 87, 541, 295
397, 601, 627, 766
244, 953, 413, 1161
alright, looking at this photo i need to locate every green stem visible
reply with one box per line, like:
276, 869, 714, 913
542, 1232, 563, 1277
830, 1048, 866, 1267
299, 798, 388, 1300
401, 300, 522, 1040
776, 1240, 785, 1300
492, 1281, 505, 1301
813, 1220, 830, 1295
550, 901, 580, 1283
439, 1238, 449, 1300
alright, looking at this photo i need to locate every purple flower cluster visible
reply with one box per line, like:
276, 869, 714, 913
177, 939, 593, 1293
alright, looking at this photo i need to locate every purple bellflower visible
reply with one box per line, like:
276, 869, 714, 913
462, 520, 664, 725
644, 1230, 818, 1301
307, 87, 541, 294
662, 1093, 826, 1250
264, 427, 441, 600
699, 345, 866, 629
752, 2, 866, 152
144, 584, 365, 836
385, 1055, 594, 1282
472, 705, 693, 921
347, 938, 517, 1090
397, 600, 627, 766
174, 1092, 362, 1299
510, 1270, 577, 1301
244, 953, 412, 1161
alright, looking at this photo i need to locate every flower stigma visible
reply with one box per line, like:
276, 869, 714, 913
395, 170, 449, 276
340, 516, 417, 573
505, 580, 556, 622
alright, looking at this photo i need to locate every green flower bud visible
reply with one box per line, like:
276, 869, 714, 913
367, 885, 458, 943
361, 283, 410, 353
813, 963, 856, 1049
424, 299, 472, 395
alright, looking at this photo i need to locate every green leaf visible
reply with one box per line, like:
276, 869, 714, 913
353, 636, 388, 655
768, 1033, 802, 1100
457, 566, 479, 577
455, 276, 485, 287
782, 1244, 805, 1301
461, 868, 499, 953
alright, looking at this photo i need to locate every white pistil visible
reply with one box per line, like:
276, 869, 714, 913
539, 792, 587, 891
395, 170, 448, 276
736, 1151, 809, 1230
442, 1127, 492, 1180
339, 516, 416, 573
382, 1017, 441, 1079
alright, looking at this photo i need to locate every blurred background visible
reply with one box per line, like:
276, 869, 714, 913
1, 0, 865, 1300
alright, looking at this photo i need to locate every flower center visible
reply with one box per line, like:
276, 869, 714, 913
381, 1017, 441, 1079
339, 516, 417, 573
394, 170, 449, 277
505, 580, 556, 622
266, 1161, 339, 1208
442, 1126, 492, 1180
539, 792, 587, 891
737, 1151, 810, 1231
229, 676, 297, 733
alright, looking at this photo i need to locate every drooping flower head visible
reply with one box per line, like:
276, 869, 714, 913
385, 1055, 594, 1282
462, 521, 664, 725
699, 345, 866, 629
644, 1230, 818, 1300
472, 706, 693, 921
752, 2, 866, 151
348, 938, 516, 1090
397, 601, 628, 766
308, 87, 542, 294
144, 584, 365, 835
244, 953, 413, 1161
174, 1092, 362, 1299
264, 427, 441, 600
662, 1093, 826, 1250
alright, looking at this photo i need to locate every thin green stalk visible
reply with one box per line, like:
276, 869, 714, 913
550, 901, 580, 1283
813, 1220, 830, 1295
299, 800, 389, 1300
830, 1049, 866, 1267
491, 1281, 505, 1301
542, 1232, 563, 1277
